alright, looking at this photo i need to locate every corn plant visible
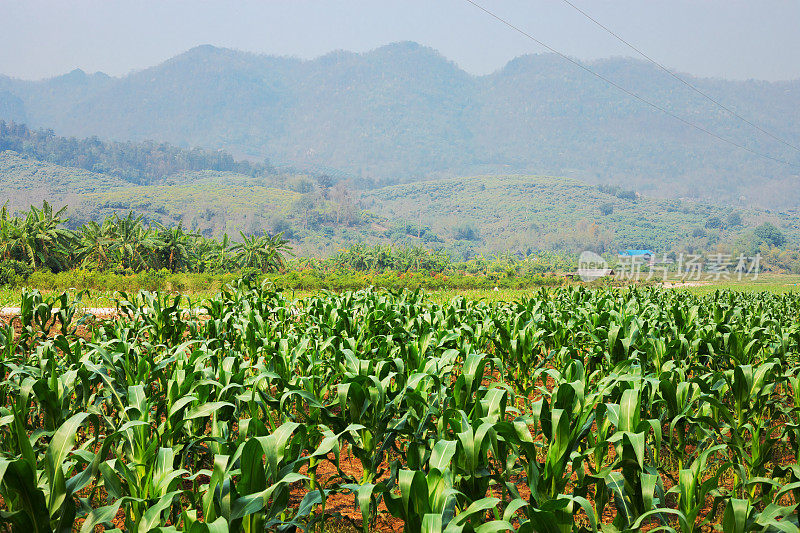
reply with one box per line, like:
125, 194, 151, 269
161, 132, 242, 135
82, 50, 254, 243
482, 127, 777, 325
2, 283, 800, 531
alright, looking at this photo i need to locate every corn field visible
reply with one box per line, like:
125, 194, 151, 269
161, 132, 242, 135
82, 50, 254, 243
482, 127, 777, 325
1, 281, 799, 532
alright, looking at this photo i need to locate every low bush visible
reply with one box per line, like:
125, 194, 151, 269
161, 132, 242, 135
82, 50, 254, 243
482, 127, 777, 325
22, 267, 565, 293
25, 269, 242, 294
0, 259, 34, 286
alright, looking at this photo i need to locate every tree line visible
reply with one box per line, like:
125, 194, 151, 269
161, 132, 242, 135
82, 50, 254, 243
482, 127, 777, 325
0, 202, 291, 274
0, 121, 276, 185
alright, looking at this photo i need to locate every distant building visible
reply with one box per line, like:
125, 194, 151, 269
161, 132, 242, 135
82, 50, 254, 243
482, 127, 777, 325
619, 249, 655, 260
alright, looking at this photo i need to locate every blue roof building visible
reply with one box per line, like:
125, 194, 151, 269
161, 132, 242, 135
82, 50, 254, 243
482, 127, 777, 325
619, 249, 655, 257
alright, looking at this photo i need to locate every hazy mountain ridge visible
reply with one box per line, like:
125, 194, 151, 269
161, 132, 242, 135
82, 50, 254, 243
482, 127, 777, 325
2, 42, 799, 206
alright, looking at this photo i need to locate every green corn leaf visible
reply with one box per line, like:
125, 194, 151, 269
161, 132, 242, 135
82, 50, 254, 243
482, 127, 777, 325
138, 490, 183, 533
422, 513, 444, 533
0, 458, 51, 532
79, 501, 123, 533
229, 472, 307, 519
44, 412, 94, 516
238, 438, 266, 496
184, 401, 235, 420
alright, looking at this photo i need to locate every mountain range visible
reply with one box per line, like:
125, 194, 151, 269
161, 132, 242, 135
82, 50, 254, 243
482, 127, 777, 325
1, 42, 800, 208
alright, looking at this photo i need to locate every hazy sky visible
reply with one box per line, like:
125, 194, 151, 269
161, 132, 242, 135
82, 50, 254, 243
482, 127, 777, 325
1, 0, 799, 81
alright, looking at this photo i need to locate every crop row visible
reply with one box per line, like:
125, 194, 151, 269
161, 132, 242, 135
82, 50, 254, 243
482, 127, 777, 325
0, 282, 798, 532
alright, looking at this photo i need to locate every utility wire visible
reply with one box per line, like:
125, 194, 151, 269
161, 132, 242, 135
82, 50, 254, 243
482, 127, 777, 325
463, 0, 800, 169
559, 0, 800, 155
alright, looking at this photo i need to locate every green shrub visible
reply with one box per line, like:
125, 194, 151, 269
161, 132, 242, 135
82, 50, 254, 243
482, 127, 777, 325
453, 224, 480, 241
726, 212, 743, 226
0, 259, 34, 286
754, 222, 787, 248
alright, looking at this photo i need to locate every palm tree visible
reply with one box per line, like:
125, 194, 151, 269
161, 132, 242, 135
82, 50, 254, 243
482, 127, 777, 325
213, 233, 236, 272
12, 202, 76, 270
194, 233, 235, 273
153, 223, 196, 272
76, 219, 118, 270
0, 203, 22, 261
114, 212, 157, 271
233, 232, 291, 273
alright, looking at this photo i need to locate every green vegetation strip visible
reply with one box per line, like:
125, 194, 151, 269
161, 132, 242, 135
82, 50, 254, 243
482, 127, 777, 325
1, 282, 799, 531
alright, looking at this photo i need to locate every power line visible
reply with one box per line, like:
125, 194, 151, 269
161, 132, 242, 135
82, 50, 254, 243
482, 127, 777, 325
559, 0, 800, 155
462, 0, 800, 169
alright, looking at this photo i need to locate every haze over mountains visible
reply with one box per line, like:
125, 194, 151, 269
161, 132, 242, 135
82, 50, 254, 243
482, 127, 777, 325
2, 42, 799, 208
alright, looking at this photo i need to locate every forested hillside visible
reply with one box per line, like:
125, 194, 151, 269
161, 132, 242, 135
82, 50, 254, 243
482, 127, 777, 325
2, 143, 797, 259
0, 121, 274, 185
366, 175, 799, 258
2, 43, 800, 206
0, 126, 366, 251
